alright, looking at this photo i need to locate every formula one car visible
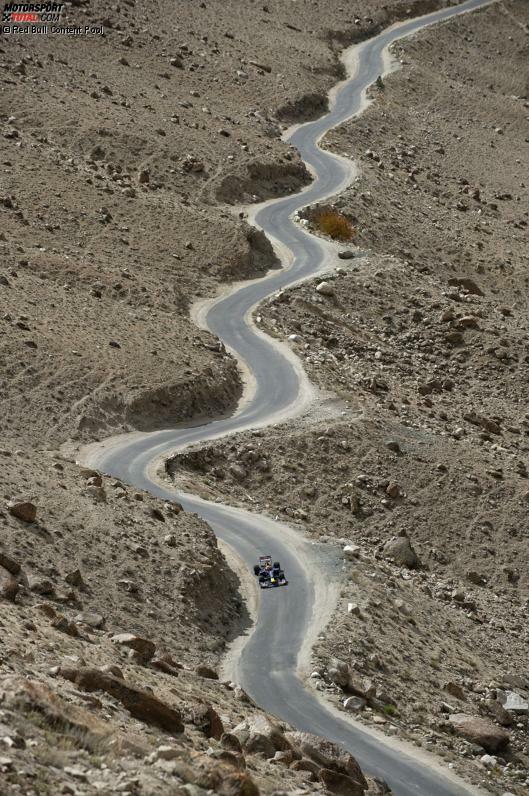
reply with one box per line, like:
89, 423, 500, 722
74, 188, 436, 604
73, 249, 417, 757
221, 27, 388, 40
253, 555, 288, 589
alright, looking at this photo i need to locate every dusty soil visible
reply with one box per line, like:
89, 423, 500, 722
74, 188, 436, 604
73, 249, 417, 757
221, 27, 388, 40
0, 1, 467, 794
165, 1, 529, 794
0, 0, 449, 448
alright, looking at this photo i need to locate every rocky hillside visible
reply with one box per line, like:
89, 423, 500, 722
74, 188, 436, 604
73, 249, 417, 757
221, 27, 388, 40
0, 0, 448, 447
0, 454, 395, 795
166, 2, 529, 794
0, 1, 467, 794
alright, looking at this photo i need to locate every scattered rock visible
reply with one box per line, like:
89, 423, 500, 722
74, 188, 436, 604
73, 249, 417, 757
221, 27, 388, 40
7, 500, 36, 523
344, 696, 366, 712
51, 616, 80, 637
28, 577, 55, 596
486, 699, 514, 728
316, 281, 335, 297
447, 277, 484, 296
0, 552, 21, 576
65, 569, 86, 590
343, 545, 361, 560
328, 659, 351, 689
444, 681, 465, 701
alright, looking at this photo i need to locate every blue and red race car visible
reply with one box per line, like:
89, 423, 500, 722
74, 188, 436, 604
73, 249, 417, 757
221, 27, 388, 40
253, 555, 288, 589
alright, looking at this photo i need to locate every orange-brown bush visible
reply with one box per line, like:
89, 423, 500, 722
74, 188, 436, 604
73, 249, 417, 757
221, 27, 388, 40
313, 209, 355, 241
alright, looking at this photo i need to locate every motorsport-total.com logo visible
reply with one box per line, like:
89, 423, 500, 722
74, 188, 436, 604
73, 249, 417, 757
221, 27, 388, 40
2, 2, 64, 23
2, 1, 104, 34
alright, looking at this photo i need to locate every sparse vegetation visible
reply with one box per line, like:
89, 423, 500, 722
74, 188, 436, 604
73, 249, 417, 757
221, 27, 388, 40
313, 208, 355, 241
382, 704, 398, 717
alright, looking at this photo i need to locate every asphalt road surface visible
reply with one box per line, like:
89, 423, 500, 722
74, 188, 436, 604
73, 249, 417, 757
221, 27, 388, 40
87, 2, 494, 793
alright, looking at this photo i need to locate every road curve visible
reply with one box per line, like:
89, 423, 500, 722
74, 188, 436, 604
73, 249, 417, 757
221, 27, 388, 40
83, 2, 494, 794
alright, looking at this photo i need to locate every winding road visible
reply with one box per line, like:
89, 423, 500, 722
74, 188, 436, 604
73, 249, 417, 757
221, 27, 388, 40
83, 1, 495, 793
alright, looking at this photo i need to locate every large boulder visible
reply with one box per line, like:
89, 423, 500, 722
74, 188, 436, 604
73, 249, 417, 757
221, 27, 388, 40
7, 500, 36, 523
195, 664, 219, 680
0, 552, 20, 576
233, 714, 290, 758
0, 565, 19, 601
188, 703, 224, 740
111, 633, 155, 664
328, 658, 351, 689
221, 733, 243, 755
449, 714, 509, 753
320, 768, 366, 796
59, 667, 183, 732
497, 690, 529, 714
285, 732, 367, 791
486, 700, 513, 727
382, 534, 420, 569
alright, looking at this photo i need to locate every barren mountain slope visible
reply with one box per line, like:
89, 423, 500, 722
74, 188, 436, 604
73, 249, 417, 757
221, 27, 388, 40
0, 2, 463, 794
167, 2, 529, 794
1, 0, 452, 447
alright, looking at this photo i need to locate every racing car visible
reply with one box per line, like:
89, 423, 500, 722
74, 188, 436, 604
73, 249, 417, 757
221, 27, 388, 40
253, 555, 288, 589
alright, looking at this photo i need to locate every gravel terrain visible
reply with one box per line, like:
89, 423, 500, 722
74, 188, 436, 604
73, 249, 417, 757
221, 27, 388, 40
0, 1, 465, 794
165, 2, 529, 794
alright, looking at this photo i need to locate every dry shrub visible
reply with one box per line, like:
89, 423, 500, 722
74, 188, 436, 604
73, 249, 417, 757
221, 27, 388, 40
313, 208, 354, 241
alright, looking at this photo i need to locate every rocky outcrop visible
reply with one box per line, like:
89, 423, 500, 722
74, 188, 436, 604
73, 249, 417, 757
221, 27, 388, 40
59, 667, 184, 733
449, 714, 509, 753
212, 222, 280, 281
381, 534, 420, 569
233, 714, 291, 758
286, 732, 368, 792
276, 92, 329, 123
72, 358, 242, 441
320, 768, 366, 796
111, 633, 156, 664
187, 703, 224, 740
215, 160, 311, 204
